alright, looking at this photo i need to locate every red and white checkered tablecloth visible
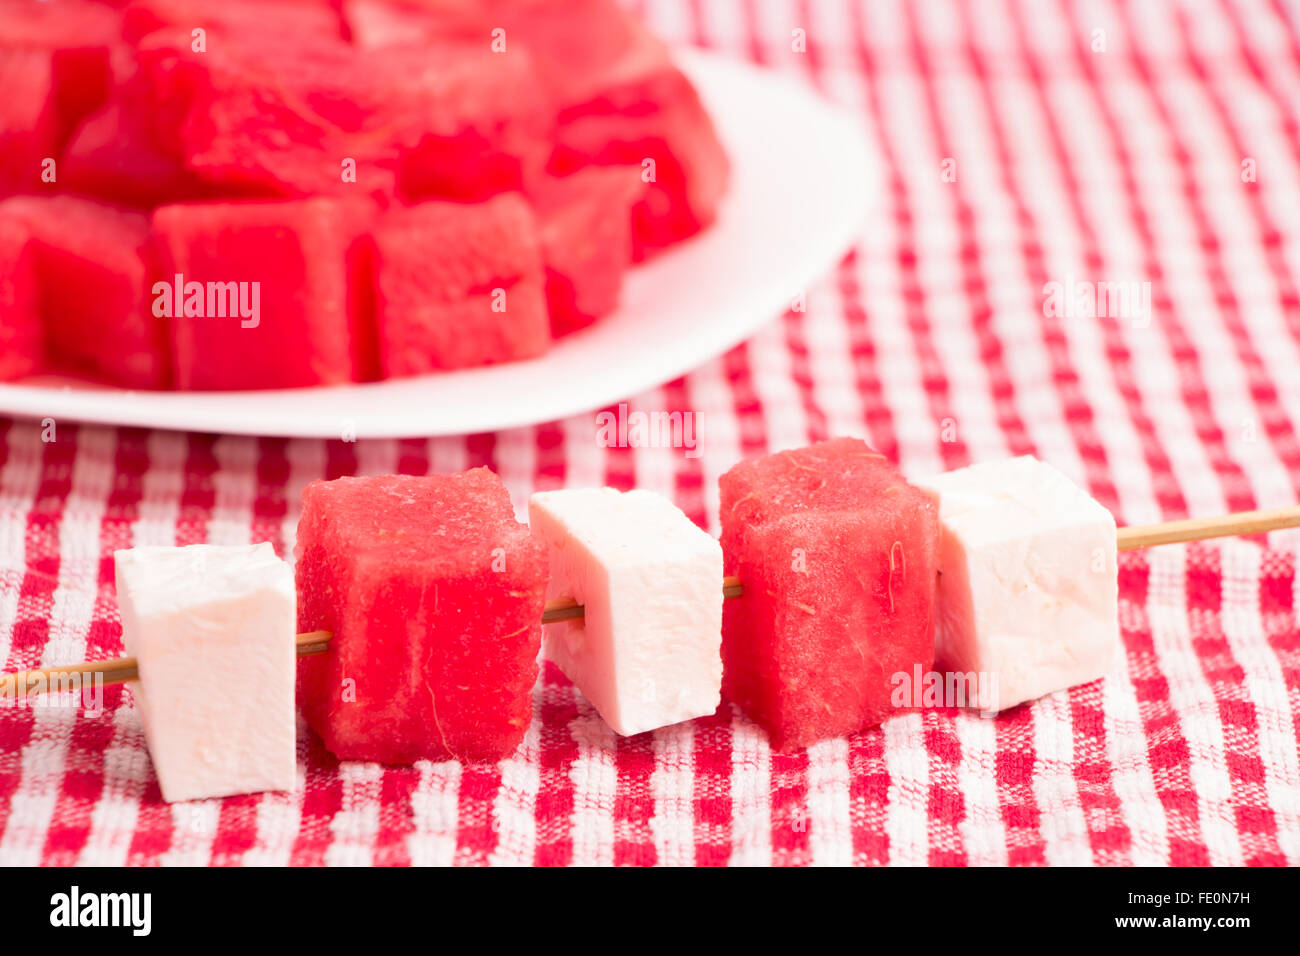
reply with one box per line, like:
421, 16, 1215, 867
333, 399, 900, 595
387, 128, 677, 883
3, 0, 1300, 866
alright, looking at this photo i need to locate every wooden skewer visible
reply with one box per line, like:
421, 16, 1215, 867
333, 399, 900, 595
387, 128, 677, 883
538, 575, 744, 623
4, 507, 1299, 699
0, 631, 333, 699
1115, 506, 1300, 551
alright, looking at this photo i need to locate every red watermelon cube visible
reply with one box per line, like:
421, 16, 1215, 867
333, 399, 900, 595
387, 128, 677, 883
0, 47, 59, 193
151, 198, 378, 390
372, 194, 549, 375
381, 43, 553, 203
0, 196, 168, 389
719, 438, 939, 750
1, 0, 118, 152
63, 100, 219, 208
130, 37, 353, 200
530, 166, 642, 336
61, 43, 249, 208
296, 471, 548, 764
0, 220, 42, 381
496, 0, 730, 258
129, 28, 393, 201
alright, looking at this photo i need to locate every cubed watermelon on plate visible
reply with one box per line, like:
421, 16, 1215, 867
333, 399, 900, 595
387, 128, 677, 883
296, 470, 548, 764
719, 438, 940, 750
372, 194, 549, 375
530, 166, 642, 336
0, 219, 42, 381
497, 0, 729, 258
0, 196, 168, 389
151, 198, 378, 390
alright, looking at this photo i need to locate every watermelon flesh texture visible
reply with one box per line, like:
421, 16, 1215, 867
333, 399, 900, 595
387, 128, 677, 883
381, 44, 553, 202
495, 0, 730, 259
120, 0, 345, 47
1, 0, 118, 149
530, 166, 642, 336
46, 45, 115, 147
126, 11, 407, 198
152, 198, 378, 390
56, 35, 222, 208
63, 100, 224, 208
130, 37, 357, 200
0, 196, 168, 389
6, 0, 123, 51
719, 438, 940, 750
341, 0, 490, 50
0, 220, 42, 381
550, 65, 730, 261
295, 471, 548, 764
372, 194, 549, 375
61, 42, 257, 208
129, 30, 543, 204
0, 47, 58, 194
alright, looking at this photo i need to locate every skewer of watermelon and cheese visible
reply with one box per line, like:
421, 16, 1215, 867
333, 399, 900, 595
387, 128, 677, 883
5, 502, 1287, 689
5, 503, 1289, 689
3, 447, 1298, 803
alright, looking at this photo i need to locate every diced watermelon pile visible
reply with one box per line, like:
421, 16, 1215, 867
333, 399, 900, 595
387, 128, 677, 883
372, 195, 550, 374
295, 470, 548, 764
718, 438, 940, 750
0, 0, 728, 388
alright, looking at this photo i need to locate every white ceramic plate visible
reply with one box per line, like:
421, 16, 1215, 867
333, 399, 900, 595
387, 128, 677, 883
0, 51, 876, 438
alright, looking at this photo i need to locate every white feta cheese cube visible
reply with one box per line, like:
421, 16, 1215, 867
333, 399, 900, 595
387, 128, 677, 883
114, 543, 297, 802
916, 457, 1119, 712
529, 488, 723, 736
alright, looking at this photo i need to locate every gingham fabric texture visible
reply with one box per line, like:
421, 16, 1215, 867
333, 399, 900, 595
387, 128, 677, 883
2, 0, 1300, 866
